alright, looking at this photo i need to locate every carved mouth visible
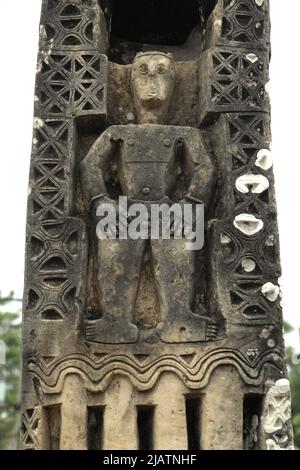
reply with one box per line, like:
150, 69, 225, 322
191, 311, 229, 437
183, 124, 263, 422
148, 94, 157, 99
142, 96, 163, 108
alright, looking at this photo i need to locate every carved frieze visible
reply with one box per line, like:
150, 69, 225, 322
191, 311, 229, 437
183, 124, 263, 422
21, 0, 293, 450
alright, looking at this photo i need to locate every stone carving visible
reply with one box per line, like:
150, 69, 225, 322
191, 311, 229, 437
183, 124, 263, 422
81, 52, 217, 344
199, 48, 269, 122
28, 349, 285, 395
256, 148, 273, 170
36, 52, 107, 118
21, 407, 46, 451
262, 379, 294, 450
31, 119, 72, 220
25, 218, 87, 321
205, 0, 270, 49
21, 0, 292, 450
261, 282, 280, 302
235, 173, 269, 194
234, 214, 264, 236
40, 0, 108, 52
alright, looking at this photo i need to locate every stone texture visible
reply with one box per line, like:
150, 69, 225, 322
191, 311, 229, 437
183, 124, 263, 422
200, 366, 244, 450
21, 0, 293, 451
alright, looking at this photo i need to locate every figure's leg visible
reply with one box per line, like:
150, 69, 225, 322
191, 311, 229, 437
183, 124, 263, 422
86, 238, 146, 343
151, 238, 217, 343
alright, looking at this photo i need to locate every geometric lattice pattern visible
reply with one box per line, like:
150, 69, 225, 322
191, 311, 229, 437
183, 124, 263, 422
221, 0, 270, 47
23, 0, 102, 412
220, 220, 281, 326
226, 112, 271, 213
218, 112, 281, 325
36, 52, 108, 118
40, 0, 104, 51
211, 49, 267, 109
229, 113, 271, 215
199, 47, 268, 121
30, 119, 72, 221
24, 1, 107, 341
33, 119, 69, 160
227, 112, 269, 169
21, 407, 42, 450
200, 3, 275, 329
26, 218, 86, 321
32, 162, 66, 221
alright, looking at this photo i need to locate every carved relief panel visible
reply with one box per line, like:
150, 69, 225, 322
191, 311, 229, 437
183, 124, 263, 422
22, 0, 293, 451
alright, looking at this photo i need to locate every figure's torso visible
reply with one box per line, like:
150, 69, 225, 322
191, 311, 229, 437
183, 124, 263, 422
106, 124, 201, 201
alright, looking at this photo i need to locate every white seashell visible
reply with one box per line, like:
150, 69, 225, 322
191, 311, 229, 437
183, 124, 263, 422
234, 214, 264, 236
255, 149, 273, 170
261, 282, 280, 302
242, 258, 256, 273
236, 173, 269, 194
246, 53, 258, 64
221, 234, 231, 245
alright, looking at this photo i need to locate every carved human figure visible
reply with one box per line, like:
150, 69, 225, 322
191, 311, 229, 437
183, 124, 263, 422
81, 52, 217, 344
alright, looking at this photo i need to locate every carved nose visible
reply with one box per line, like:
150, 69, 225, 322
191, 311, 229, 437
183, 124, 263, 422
150, 80, 159, 93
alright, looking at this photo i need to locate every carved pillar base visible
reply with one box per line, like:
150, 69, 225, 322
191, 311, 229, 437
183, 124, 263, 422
201, 366, 244, 450
153, 373, 188, 450
60, 375, 87, 450
103, 377, 138, 451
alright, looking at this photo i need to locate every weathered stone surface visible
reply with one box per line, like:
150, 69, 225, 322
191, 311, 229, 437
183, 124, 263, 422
21, 0, 293, 450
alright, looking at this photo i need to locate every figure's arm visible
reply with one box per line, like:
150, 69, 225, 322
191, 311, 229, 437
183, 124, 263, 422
183, 132, 217, 208
80, 129, 118, 210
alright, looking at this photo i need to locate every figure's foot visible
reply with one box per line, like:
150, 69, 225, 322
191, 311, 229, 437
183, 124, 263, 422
85, 316, 139, 344
157, 312, 218, 343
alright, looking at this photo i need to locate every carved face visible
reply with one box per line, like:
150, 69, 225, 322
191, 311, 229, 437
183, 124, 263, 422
131, 53, 176, 124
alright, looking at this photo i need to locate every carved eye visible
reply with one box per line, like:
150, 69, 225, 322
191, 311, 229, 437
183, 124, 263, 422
157, 64, 167, 74
139, 64, 148, 74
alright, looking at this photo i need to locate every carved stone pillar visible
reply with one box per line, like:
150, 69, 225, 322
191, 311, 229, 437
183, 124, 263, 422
60, 375, 88, 450
201, 366, 244, 450
22, 0, 294, 450
103, 377, 138, 450
153, 373, 188, 450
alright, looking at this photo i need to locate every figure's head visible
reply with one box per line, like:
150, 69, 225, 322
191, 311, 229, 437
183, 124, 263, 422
131, 52, 176, 124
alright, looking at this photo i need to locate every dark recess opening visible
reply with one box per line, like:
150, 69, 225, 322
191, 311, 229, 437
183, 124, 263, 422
111, 0, 216, 46
137, 405, 155, 450
185, 396, 201, 450
88, 406, 104, 450
243, 394, 263, 450
45, 404, 61, 450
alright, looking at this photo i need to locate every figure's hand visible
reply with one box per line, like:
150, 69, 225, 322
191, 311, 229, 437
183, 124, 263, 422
92, 196, 131, 239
